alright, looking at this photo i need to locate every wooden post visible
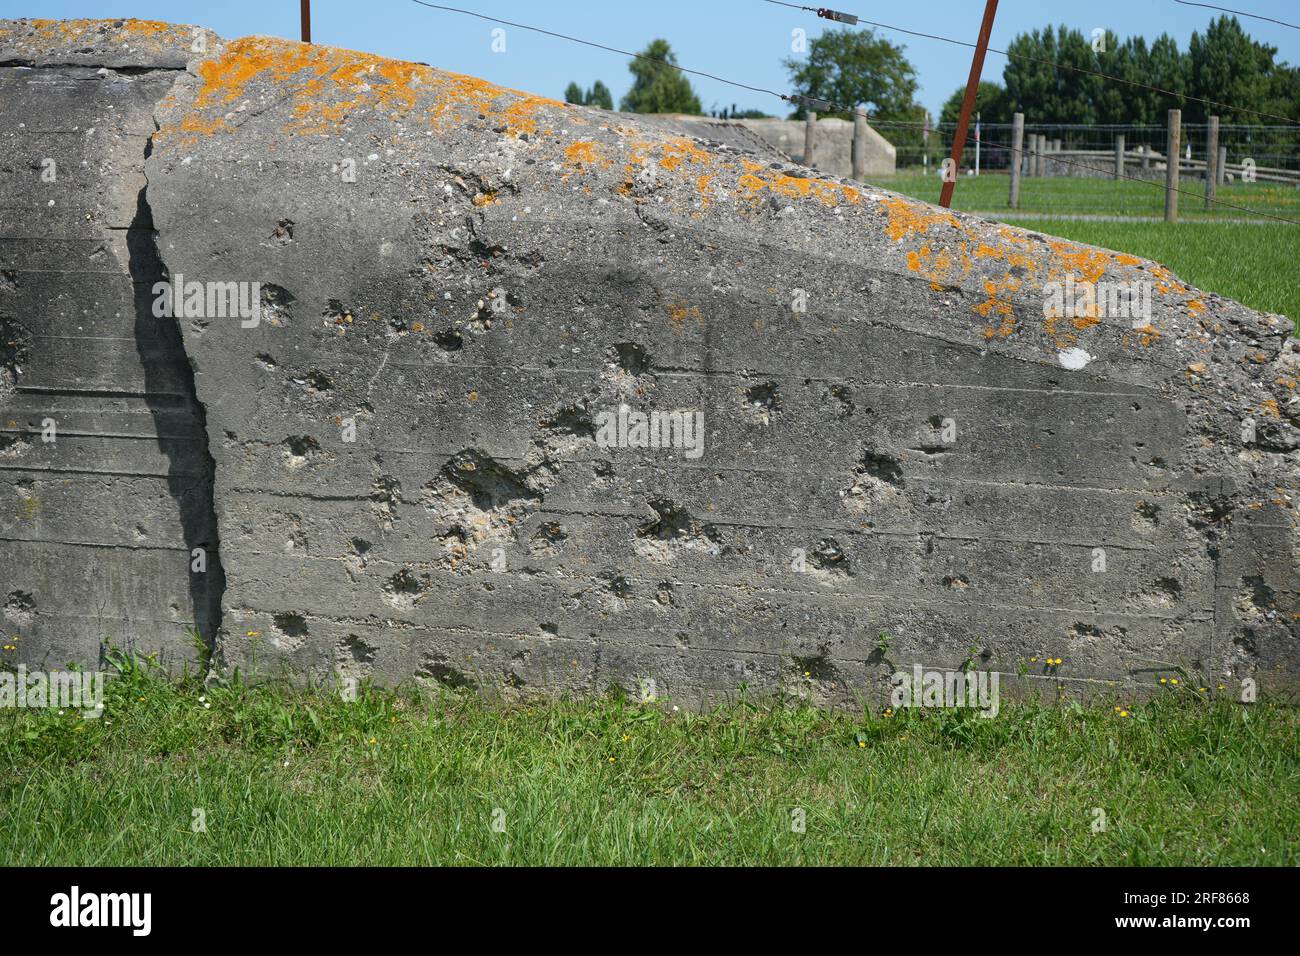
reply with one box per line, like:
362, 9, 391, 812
1036, 134, 1046, 176
1114, 134, 1125, 180
1009, 112, 1024, 208
940, 0, 1000, 208
852, 107, 866, 181
1217, 145, 1228, 185
300, 0, 311, 43
1141, 144, 1150, 170
1205, 116, 1219, 208
1165, 108, 1181, 222
803, 111, 816, 168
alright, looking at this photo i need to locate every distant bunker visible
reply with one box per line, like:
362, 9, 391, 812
1, 19, 1296, 707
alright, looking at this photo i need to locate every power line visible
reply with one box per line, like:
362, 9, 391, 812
1173, 0, 1300, 30
409, 1, 787, 101
406, 1, 1299, 224
762, 0, 1300, 126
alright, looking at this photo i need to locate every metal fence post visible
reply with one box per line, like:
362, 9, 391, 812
1114, 134, 1125, 180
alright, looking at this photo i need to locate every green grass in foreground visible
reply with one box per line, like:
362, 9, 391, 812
3, 656, 1297, 865
996, 218, 1300, 331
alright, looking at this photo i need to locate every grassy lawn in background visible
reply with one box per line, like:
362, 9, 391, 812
880, 169, 1300, 221
3, 656, 1297, 866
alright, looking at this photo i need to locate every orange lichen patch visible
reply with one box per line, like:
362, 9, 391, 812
1186, 298, 1206, 316
696, 174, 714, 208
1276, 377, 1297, 390
1048, 241, 1108, 285
664, 302, 704, 331
472, 191, 499, 207
1113, 253, 1141, 267
1128, 323, 1162, 347
564, 140, 610, 170
1258, 398, 1281, 419
881, 197, 960, 242
160, 34, 562, 147
1071, 314, 1101, 331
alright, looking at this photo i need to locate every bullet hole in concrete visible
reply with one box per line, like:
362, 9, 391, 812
1133, 499, 1160, 532
540, 403, 595, 438
0, 433, 31, 457
811, 538, 850, 576
593, 460, 614, 478
4, 589, 35, 625
351, 537, 372, 555
1235, 575, 1276, 623
859, 449, 904, 486
260, 283, 296, 324
540, 622, 559, 635
441, 449, 539, 514
433, 327, 463, 351
657, 582, 674, 606
611, 342, 650, 376
635, 497, 722, 560
793, 648, 839, 682
1187, 491, 1233, 529
607, 574, 632, 599
943, 574, 970, 590
417, 652, 472, 688
371, 475, 402, 528
270, 218, 294, 244
1071, 622, 1104, 639
323, 298, 352, 324
0, 316, 30, 394
384, 568, 428, 609
530, 520, 566, 556
254, 353, 277, 370
0, 269, 16, 294
305, 369, 332, 393
826, 383, 854, 418
744, 381, 780, 423
282, 435, 321, 468
271, 611, 308, 638
338, 633, 376, 664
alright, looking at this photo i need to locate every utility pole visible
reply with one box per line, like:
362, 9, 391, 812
940, 0, 999, 208
301, 0, 312, 43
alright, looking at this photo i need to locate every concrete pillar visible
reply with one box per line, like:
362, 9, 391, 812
1009, 112, 1024, 208
852, 107, 866, 181
1114, 134, 1125, 180
803, 111, 816, 168
1166, 108, 1181, 223
1205, 115, 1219, 209
1141, 144, 1150, 170
1218, 145, 1228, 185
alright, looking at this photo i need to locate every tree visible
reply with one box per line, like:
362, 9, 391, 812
620, 39, 702, 114
586, 80, 614, 111
563, 82, 585, 106
1188, 16, 1275, 123
783, 27, 920, 121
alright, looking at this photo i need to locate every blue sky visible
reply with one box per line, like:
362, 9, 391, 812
13, 0, 1300, 119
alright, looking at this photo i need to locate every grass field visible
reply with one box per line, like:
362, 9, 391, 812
879, 172, 1300, 330
881, 169, 1300, 222
3, 656, 1296, 866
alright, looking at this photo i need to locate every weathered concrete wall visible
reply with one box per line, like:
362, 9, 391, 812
2, 20, 1296, 705
0, 19, 223, 670
646, 114, 897, 178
